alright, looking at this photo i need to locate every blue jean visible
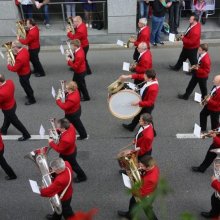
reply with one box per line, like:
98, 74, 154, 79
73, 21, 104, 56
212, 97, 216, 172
139, 1, 149, 18
22, 4, 33, 19
150, 15, 165, 44
65, 3, 76, 17
43, 4, 50, 24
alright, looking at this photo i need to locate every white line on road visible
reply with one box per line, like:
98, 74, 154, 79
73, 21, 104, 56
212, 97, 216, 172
2, 135, 49, 140
176, 133, 200, 139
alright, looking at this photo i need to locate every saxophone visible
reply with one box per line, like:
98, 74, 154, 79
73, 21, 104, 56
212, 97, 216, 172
210, 148, 220, 199
16, 20, 27, 39
24, 146, 62, 214
2, 42, 15, 66
48, 118, 60, 144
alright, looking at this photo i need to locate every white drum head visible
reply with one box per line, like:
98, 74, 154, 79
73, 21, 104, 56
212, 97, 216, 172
109, 90, 142, 119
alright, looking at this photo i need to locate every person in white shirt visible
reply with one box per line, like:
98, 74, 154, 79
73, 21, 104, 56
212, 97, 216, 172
19, 0, 33, 19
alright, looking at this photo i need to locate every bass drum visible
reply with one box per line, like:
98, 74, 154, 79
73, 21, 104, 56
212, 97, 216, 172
108, 89, 142, 119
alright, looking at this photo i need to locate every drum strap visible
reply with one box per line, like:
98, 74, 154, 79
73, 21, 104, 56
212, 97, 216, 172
135, 125, 150, 149
59, 167, 72, 200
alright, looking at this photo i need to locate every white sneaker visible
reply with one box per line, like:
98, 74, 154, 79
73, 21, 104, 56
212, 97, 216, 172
45, 24, 51, 29
89, 24, 92, 28
86, 23, 89, 28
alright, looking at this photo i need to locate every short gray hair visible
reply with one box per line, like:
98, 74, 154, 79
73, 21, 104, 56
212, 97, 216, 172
50, 158, 65, 173
12, 40, 23, 49
139, 18, 148, 25
139, 42, 147, 50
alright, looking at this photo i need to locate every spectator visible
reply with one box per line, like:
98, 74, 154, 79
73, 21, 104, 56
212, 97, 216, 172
80, 0, 96, 28
33, 0, 50, 28
195, 0, 206, 24
139, 0, 150, 19
168, 0, 181, 34
150, 0, 172, 46
19, 0, 33, 19
65, 0, 77, 18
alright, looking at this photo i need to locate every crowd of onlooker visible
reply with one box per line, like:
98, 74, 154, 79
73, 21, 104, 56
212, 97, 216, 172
15, 0, 99, 29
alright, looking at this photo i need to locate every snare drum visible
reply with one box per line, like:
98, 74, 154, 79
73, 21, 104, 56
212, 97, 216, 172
108, 89, 142, 119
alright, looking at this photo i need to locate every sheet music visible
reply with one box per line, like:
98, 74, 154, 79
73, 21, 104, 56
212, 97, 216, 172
116, 40, 125, 47
122, 173, 132, 189
194, 92, 202, 103
39, 124, 45, 138
0, 51, 5, 59
193, 123, 201, 138
51, 86, 56, 98
60, 45, 64, 55
29, 180, 40, 194
183, 62, 189, 72
169, 33, 175, 42
122, 62, 130, 71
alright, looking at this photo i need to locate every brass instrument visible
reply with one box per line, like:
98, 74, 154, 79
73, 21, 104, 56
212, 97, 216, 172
2, 42, 15, 66
25, 146, 62, 214
200, 94, 212, 106
210, 148, 220, 199
190, 64, 200, 72
129, 60, 137, 72
16, 20, 27, 39
107, 79, 124, 95
67, 17, 75, 34
56, 80, 66, 103
65, 40, 74, 60
49, 118, 60, 144
125, 35, 136, 48
201, 129, 220, 139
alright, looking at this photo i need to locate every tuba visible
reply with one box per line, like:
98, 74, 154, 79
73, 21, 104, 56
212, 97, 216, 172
67, 17, 75, 34
24, 146, 62, 214
49, 118, 60, 144
56, 80, 66, 103
210, 148, 220, 199
16, 20, 27, 39
2, 42, 15, 66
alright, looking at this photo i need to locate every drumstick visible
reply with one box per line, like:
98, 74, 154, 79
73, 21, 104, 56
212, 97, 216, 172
119, 141, 134, 151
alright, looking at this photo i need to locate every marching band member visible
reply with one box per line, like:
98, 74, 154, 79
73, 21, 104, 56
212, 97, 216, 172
0, 133, 17, 180
135, 113, 155, 158
178, 43, 211, 100
200, 75, 220, 132
7, 40, 36, 105
119, 69, 159, 132
48, 118, 87, 183
131, 42, 152, 86
129, 18, 150, 62
192, 128, 220, 173
67, 39, 90, 102
0, 74, 31, 141
118, 156, 160, 220
200, 175, 220, 218
67, 16, 92, 75
56, 81, 88, 140
169, 13, 201, 71
18, 18, 46, 77
40, 158, 75, 220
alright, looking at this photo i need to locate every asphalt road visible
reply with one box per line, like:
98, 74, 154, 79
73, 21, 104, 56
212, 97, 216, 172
0, 45, 220, 220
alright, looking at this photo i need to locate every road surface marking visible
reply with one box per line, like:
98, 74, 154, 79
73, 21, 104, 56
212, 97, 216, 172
176, 133, 200, 139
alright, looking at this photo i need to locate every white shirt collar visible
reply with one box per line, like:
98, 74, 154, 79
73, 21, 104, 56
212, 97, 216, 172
75, 48, 80, 53
139, 26, 146, 33
138, 50, 146, 60
198, 52, 207, 63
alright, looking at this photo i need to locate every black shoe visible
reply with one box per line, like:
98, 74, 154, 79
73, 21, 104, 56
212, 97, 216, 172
74, 176, 87, 183
117, 210, 130, 219
5, 175, 17, 180
77, 135, 89, 140
122, 124, 134, 132
169, 65, 179, 71
159, 42, 164, 45
81, 98, 90, 102
35, 73, 45, 77
25, 100, 36, 105
0, 130, 7, 135
45, 214, 54, 220
152, 43, 157, 47
119, 169, 126, 175
178, 94, 188, 100
191, 166, 204, 173
18, 135, 31, 141
200, 212, 214, 218
175, 30, 179, 34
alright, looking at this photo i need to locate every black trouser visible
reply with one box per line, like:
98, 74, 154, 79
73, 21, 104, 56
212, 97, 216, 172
60, 150, 86, 180
29, 48, 45, 75
200, 106, 220, 131
129, 106, 154, 130
51, 198, 74, 220
209, 193, 220, 217
183, 75, 208, 99
169, 1, 180, 33
133, 47, 140, 62
83, 45, 92, 75
198, 144, 218, 172
129, 196, 158, 220
0, 149, 16, 178
138, 150, 152, 161
65, 108, 87, 139
73, 72, 90, 100
1, 104, 30, 137
19, 74, 35, 102
174, 48, 198, 70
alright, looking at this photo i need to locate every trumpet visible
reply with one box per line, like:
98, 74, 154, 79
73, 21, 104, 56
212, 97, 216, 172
200, 94, 212, 106
67, 17, 75, 34
48, 118, 60, 144
2, 42, 15, 66
16, 20, 27, 39
56, 80, 66, 103
201, 129, 220, 139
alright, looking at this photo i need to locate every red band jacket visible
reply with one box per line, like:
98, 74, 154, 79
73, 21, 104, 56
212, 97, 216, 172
135, 50, 152, 75
211, 179, 220, 193
195, 53, 211, 79
207, 87, 220, 112
0, 134, 4, 151
134, 26, 150, 49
